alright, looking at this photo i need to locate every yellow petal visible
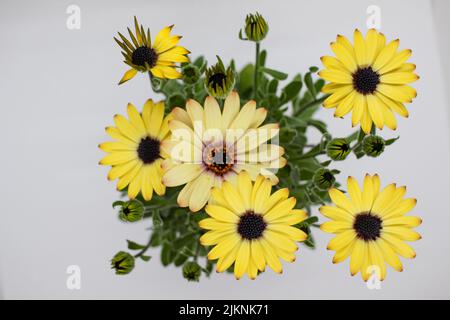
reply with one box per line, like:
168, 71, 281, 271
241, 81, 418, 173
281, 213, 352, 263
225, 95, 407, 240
149, 160, 165, 196
328, 188, 357, 214
361, 174, 376, 212
327, 230, 356, 251
376, 92, 409, 118
237, 171, 252, 210
264, 197, 296, 222
221, 181, 246, 214
126, 103, 146, 135
334, 91, 356, 117
347, 176, 363, 213
381, 233, 416, 258
320, 221, 352, 233
367, 95, 384, 129
353, 29, 367, 66
330, 42, 357, 72
216, 242, 240, 272
377, 238, 403, 271
267, 225, 307, 242
323, 85, 354, 108
351, 94, 365, 126
372, 39, 399, 71
262, 188, 289, 213
376, 84, 416, 103
205, 205, 239, 223
118, 68, 137, 85
251, 241, 266, 271
99, 151, 137, 166
114, 114, 142, 142
141, 165, 154, 201
188, 174, 214, 212
318, 69, 353, 84
383, 226, 421, 241
319, 205, 354, 222
200, 229, 235, 246
271, 209, 307, 225
127, 167, 144, 199
259, 238, 282, 274
107, 160, 138, 180
222, 91, 240, 129
234, 241, 250, 279
383, 216, 422, 228
253, 178, 272, 214
350, 240, 366, 276
365, 29, 379, 65
380, 72, 419, 84
199, 218, 235, 231
207, 234, 241, 260
204, 96, 222, 130
320, 56, 347, 72
163, 163, 203, 187
379, 49, 412, 75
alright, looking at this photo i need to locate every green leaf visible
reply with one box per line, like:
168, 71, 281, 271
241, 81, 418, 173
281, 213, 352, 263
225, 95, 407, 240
140, 255, 152, 262
385, 136, 400, 146
161, 244, 174, 266
259, 50, 267, 67
281, 76, 302, 102
237, 64, 254, 95
152, 210, 163, 228
261, 67, 288, 80
126, 240, 145, 250
112, 201, 124, 208
304, 72, 316, 97
268, 79, 278, 94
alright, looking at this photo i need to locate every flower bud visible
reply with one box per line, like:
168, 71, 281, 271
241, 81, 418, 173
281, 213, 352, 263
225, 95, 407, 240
182, 64, 201, 85
244, 12, 269, 42
205, 56, 235, 99
111, 251, 135, 275
326, 138, 351, 161
182, 261, 201, 282
363, 135, 385, 157
115, 200, 144, 222
313, 168, 336, 191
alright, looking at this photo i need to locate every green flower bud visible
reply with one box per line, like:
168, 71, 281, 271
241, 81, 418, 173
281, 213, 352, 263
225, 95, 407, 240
363, 135, 385, 157
182, 64, 200, 85
326, 138, 351, 161
182, 261, 201, 282
205, 56, 235, 99
114, 200, 144, 222
111, 251, 135, 275
244, 12, 269, 42
313, 168, 336, 191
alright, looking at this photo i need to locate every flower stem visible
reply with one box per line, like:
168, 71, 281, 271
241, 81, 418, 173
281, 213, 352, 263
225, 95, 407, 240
253, 42, 260, 99
134, 234, 153, 259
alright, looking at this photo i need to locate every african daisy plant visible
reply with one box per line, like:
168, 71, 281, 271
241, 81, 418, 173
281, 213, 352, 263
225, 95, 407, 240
100, 14, 421, 282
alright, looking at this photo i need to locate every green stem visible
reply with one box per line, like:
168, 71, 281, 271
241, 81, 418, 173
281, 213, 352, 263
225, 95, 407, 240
134, 234, 152, 258
253, 42, 260, 99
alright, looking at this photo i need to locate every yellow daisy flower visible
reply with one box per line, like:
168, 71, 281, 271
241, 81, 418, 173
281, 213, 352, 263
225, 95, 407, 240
161, 91, 286, 212
319, 29, 419, 133
99, 100, 171, 201
320, 174, 422, 281
115, 17, 189, 84
199, 172, 308, 279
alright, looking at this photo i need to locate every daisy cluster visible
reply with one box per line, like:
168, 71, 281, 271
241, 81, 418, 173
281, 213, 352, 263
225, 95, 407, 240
101, 14, 421, 282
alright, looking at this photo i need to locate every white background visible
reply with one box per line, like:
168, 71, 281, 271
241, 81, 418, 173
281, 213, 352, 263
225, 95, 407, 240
0, 0, 449, 299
